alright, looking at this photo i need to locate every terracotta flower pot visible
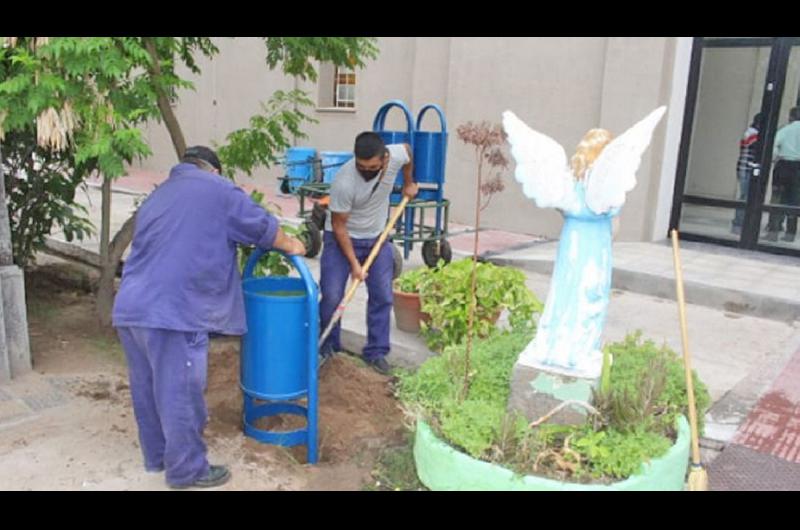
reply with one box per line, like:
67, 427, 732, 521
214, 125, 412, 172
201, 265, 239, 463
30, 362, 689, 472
394, 289, 501, 335
393, 290, 430, 333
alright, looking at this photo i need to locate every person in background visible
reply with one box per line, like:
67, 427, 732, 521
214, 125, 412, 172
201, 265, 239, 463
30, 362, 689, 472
766, 107, 800, 242
732, 113, 761, 235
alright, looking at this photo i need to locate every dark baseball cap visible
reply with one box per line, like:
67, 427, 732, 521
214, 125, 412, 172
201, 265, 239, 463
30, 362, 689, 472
182, 145, 222, 173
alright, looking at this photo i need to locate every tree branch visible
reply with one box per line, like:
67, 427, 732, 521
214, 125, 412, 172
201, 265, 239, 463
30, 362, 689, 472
143, 38, 186, 159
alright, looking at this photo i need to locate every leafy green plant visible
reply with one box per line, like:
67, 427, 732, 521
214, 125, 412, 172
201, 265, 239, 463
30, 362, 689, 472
2, 129, 95, 267
397, 328, 534, 458
584, 427, 671, 479
413, 258, 542, 352
594, 331, 711, 436
237, 189, 305, 277
398, 329, 712, 483
0, 37, 378, 325
216, 90, 317, 178
393, 266, 428, 294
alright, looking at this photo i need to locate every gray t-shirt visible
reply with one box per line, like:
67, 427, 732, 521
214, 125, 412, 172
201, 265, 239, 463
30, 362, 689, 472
325, 144, 410, 239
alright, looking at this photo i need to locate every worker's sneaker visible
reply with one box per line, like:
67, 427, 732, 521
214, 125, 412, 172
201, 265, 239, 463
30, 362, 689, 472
365, 356, 392, 375
782, 233, 796, 243
168, 465, 231, 489
764, 231, 779, 242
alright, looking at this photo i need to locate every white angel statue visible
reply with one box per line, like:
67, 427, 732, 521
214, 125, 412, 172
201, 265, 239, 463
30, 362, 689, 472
502, 106, 666, 380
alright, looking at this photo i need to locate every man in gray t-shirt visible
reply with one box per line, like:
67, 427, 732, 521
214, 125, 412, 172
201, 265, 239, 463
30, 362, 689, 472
319, 132, 417, 374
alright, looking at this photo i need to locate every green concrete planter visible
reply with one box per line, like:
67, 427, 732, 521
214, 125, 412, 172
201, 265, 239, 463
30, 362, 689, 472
413, 416, 691, 491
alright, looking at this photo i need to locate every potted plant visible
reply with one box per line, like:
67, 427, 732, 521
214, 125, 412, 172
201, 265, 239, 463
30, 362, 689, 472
394, 117, 710, 490
393, 259, 540, 348
393, 267, 429, 333
398, 331, 711, 490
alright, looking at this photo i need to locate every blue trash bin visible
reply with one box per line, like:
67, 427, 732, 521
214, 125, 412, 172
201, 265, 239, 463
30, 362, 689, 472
319, 151, 354, 184
240, 249, 319, 464
283, 147, 317, 193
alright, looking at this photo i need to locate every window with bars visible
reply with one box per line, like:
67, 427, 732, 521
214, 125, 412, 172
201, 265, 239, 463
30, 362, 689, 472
318, 63, 357, 110
334, 66, 356, 108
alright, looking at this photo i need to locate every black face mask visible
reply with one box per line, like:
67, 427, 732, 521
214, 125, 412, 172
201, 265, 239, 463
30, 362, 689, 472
358, 168, 381, 181
357, 149, 388, 181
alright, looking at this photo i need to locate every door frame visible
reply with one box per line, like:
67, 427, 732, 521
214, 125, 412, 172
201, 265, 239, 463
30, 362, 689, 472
669, 37, 800, 257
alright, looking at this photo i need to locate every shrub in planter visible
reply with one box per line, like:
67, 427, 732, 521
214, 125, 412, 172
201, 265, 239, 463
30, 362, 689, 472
393, 258, 542, 351
397, 330, 710, 488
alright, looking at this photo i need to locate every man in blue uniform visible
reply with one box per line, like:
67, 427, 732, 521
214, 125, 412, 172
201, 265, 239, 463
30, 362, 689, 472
112, 146, 305, 489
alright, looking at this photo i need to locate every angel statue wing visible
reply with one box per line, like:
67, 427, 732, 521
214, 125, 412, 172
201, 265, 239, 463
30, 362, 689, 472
584, 106, 667, 215
502, 110, 579, 212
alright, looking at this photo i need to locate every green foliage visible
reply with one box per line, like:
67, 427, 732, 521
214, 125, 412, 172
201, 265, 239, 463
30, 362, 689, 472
2, 130, 93, 267
262, 37, 379, 82
596, 331, 711, 435
396, 258, 542, 351
398, 329, 711, 482
397, 328, 534, 458
393, 266, 427, 293
1, 37, 160, 177
526, 422, 673, 480
236, 189, 304, 278
2, 129, 94, 266
600, 346, 612, 395
216, 90, 317, 178
0, 37, 163, 265
0, 36, 379, 268
439, 398, 507, 457
586, 428, 671, 479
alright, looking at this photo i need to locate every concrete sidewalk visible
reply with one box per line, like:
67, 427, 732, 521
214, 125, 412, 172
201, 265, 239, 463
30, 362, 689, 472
471, 239, 800, 324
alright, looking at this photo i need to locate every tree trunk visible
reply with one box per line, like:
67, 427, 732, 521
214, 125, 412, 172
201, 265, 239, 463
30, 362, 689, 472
100, 177, 111, 265
97, 214, 135, 327
95, 38, 188, 327
96, 177, 115, 326
143, 37, 187, 158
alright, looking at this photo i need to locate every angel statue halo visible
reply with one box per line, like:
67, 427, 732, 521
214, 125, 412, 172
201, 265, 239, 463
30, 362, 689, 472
502, 106, 667, 379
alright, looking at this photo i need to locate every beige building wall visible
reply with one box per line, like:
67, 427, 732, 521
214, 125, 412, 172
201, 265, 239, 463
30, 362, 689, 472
135, 38, 295, 183
440, 37, 608, 237
134, 37, 685, 242
428, 37, 678, 241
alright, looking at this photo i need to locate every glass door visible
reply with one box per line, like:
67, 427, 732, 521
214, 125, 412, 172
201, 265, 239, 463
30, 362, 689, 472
754, 39, 800, 252
671, 37, 800, 257
671, 37, 775, 248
